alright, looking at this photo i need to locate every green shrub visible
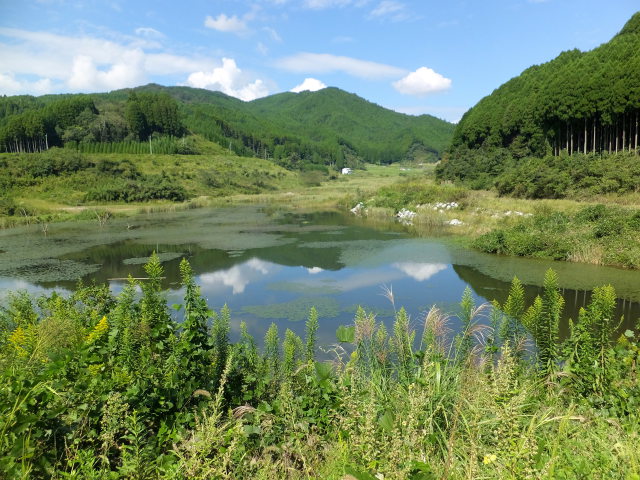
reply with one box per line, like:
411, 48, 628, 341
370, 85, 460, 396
85, 175, 188, 202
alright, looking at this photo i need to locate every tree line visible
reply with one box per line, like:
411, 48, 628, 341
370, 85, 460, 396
449, 12, 640, 159
0, 92, 184, 154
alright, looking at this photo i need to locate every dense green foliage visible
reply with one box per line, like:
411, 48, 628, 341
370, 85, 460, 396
1, 258, 638, 478
1, 85, 454, 169
492, 151, 640, 198
439, 12, 640, 191
124, 92, 184, 140
0, 91, 184, 154
473, 203, 640, 268
437, 148, 640, 197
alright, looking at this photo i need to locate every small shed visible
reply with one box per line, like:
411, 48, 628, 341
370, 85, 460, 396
341, 167, 352, 175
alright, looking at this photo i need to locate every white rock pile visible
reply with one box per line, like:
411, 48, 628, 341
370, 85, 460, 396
396, 208, 417, 225
350, 202, 365, 215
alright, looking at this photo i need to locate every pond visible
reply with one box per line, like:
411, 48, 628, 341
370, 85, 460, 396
1, 206, 639, 347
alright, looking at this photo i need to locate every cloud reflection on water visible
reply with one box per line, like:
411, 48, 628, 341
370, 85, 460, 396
393, 262, 447, 281
199, 258, 275, 294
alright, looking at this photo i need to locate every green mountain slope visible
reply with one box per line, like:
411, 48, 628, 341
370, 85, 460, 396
0, 84, 454, 168
438, 11, 640, 187
173, 85, 454, 166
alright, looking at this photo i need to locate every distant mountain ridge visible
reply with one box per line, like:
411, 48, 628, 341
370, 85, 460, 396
140, 84, 454, 166
0, 83, 454, 168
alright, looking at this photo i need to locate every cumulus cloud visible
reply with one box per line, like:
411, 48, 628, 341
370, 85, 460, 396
392, 67, 451, 96
204, 14, 248, 34
276, 52, 405, 79
185, 58, 269, 101
68, 50, 147, 91
291, 77, 327, 93
0, 27, 219, 94
0, 73, 53, 95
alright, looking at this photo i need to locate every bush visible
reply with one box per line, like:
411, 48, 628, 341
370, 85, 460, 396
85, 175, 188, 203
474, 205, 639, 267
0, 196, 17, 216
442, 150, 640, 199
371, 180, 468, 211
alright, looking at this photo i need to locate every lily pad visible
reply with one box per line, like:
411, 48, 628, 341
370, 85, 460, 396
123, 252, 184, 265
242, 296, 340, 321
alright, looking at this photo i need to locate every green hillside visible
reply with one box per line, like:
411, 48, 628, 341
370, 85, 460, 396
0, 84, 454, 169
437, 12, 640, 195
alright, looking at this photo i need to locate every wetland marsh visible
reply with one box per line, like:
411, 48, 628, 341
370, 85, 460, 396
2, 205, 638, 345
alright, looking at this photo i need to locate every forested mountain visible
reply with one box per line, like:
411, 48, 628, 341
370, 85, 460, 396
438, 12, 640, 190
0, 84, 454, 169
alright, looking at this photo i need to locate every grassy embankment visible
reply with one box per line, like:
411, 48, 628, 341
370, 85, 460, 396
345, 164, 640, 269
1, 255, 639, 479
0, 142, 412, 227
0, 139, 297, 227
2, 145, 639, 268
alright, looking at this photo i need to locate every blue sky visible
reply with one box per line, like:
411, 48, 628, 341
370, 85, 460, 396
0, 1, 638, 122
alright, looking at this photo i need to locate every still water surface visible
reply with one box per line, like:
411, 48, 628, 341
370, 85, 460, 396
1, 206, 638, 347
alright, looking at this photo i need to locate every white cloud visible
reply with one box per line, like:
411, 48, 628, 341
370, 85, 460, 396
370, 1, 403, 17
368, 1, 411, 21
304, 0, 351, 9
263, 26, 282, 42
276, 52, 405, 79
144, 53, 215, 75
393, 262, 447, 281
185, 58, 269, 101
393, 67, 451, 96
307, 267, 324, 274
204, 14, 248, 34
68, 50, 147, 91
0, 27, 218, 94
134, 27, 164, 39
291, 77, 327, 93
0, 73, 53, 95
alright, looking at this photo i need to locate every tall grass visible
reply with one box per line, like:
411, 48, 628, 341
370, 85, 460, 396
0, 257, 638, 478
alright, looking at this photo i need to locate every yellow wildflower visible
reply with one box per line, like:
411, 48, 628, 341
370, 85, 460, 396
86, 316, 109, 344
8, 326, 29, 356
88, 363, 104, 375
483, 454, 497, 465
